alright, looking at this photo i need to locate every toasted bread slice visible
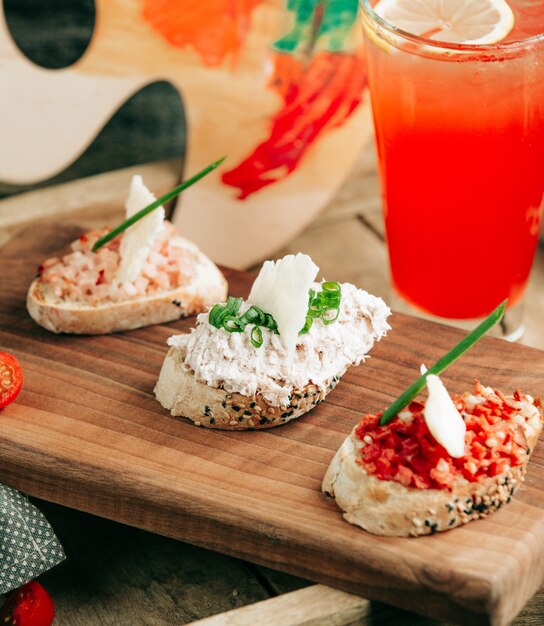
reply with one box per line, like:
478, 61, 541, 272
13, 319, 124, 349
154, 345, 344, 429
27, 235, 227, 334
154, 281, 391, 430
323, 385, 542, 536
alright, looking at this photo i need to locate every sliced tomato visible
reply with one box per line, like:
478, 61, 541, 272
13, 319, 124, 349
0, 352, 23, 408
0, 581, 54, 626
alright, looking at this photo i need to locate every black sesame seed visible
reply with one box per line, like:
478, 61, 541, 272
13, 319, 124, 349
446, 503, 454, 512
204, 405, 211, 416
424, 519, 430, 527
171, 300, 182, 307
304, 393, 309, 398
232, 405, 241, 412
430, 523, 438, 534
209, 418, 215, 424
221, 401, 227, 409
250, 402, 256, 408
244, 410, 252, 416
449, 519, 456, 526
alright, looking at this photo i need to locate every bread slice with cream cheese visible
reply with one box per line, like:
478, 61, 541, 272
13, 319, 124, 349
155, 254, 391, 429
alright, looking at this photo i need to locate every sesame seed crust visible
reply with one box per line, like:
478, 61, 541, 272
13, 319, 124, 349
322, 399, 542, 537
155, 346, 343, 430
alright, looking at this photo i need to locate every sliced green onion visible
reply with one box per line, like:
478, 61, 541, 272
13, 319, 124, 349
379, 300, 507, 426
92, 156, 226, 252
223, 316, 245, 332
299, 317, 313, 334
225, 296, 243, 316
239, 305, 266, 326
208, 281, 342, 347
208, 303, 227, 328
250, 326, 263, 348
263, 313, 279, 334
322, 307, 340, 325
322, 281, 341, 294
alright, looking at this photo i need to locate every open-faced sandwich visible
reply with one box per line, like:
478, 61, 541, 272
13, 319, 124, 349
155, 253, 391, 429
323, 303, 543, 536
27, 175, 228, 334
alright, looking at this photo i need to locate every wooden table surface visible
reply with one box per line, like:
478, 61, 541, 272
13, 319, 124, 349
1, 144, 543, 625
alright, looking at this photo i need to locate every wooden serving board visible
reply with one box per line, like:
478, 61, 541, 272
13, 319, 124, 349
1, 226, 544, 626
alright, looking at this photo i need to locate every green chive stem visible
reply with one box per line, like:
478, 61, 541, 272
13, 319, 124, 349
92, 156, 226, 252
379, 300, 507, 426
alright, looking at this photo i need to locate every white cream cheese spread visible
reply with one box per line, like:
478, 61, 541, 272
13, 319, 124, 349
167, 282, 391, 407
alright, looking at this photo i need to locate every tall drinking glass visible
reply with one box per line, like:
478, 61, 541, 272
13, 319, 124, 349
359, 1, 544, 340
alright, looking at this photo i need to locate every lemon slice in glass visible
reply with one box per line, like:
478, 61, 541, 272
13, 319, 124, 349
373, 0, 515, 45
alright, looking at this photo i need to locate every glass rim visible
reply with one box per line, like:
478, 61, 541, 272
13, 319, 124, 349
359, 0, 544, 52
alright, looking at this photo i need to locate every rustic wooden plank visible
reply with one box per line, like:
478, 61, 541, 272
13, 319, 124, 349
188, 583, 544, 626
26, 500, 270, 626
1, 225, 544, 626
189, 585, 375, 626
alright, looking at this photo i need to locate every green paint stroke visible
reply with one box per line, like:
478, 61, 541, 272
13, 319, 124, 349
274, 0, 359, 53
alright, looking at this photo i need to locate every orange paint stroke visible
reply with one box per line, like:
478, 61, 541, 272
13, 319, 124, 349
222, 48, 367, 199
141, 0, 262, 66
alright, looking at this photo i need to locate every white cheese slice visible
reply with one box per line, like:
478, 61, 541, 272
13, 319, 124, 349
115, 175, 165, 284
421, 365, 466, 458
248, 253, 319, 353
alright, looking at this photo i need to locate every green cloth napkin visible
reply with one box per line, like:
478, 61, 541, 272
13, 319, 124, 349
0, 484, 65, 594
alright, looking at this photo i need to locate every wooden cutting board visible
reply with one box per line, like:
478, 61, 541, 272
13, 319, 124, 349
1, 225, 544, 626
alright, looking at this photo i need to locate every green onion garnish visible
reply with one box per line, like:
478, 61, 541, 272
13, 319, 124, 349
322, 307, 340, 325
250, 326, 264, 348
299, 317, 313, 335
299, 282, 342, 334
223, 316, 245, 332
379, 300, 507, 426
239, 306, 265, 326
207, 282, 342, 347
92, 156, 226, 252
209, 303, 228, 329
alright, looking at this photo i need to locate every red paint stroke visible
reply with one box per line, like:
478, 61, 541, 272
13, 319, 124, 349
222, 49, 367, 199
141, 0, 262, 66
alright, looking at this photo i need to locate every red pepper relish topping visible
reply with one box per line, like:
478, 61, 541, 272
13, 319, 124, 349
355, 382, 534, 491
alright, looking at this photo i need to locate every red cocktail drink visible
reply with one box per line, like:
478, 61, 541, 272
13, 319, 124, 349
360, 0, 544, 327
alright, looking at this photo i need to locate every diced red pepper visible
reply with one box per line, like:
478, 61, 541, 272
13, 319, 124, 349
355, 381, 533, 491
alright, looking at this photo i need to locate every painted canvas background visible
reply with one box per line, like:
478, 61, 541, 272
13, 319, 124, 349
0, 0, 374, 266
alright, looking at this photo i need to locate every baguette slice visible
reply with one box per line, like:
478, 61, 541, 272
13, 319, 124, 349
323, 384, 543, 536
154, 281, 391, 430
27, 235, 227, 335
154, 345, 344, 430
